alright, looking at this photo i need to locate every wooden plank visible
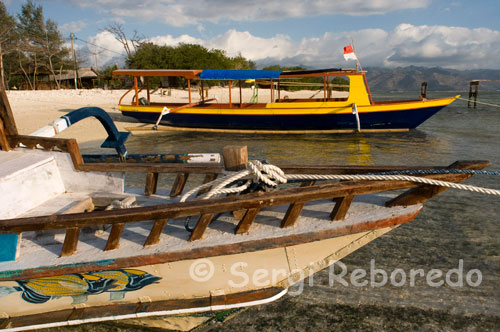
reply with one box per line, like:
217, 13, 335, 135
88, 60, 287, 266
60, 227, 80, 257
0, 83, 18, 136
144, 219, 168, 246
64, 139, 83, 169
330, 195, 355, 221
281, 181, 315, 228
235, 208, 260, 234
104, 223, 125, 251
197, 173, 218, 196
281, 203, 305, 228
0, 118, 11, 151
80, 162, 224, 174
2, 211, 420, 282
170, 172, 189, 197
78, 160, 485, 176
63, 198, 94, 214
0, 170, 489, 234
386, 160, 490, 207
189, 213, 214, 241
144, 172, 159, 196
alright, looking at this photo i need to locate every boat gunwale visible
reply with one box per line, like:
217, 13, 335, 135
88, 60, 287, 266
0, 209, 420, 281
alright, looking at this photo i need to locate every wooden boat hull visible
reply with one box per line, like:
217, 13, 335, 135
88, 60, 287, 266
0, 224, 406, 330
120, 97, 456, 131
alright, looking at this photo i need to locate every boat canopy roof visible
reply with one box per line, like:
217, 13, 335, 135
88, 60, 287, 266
199, 69, 282, 80
113, 68, 364, 80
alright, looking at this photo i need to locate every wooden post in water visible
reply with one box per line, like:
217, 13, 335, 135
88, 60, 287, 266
420, 82, 427, 100
468, 81, 479, 108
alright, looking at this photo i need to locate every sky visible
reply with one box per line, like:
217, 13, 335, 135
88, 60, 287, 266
4, 0, 500, 70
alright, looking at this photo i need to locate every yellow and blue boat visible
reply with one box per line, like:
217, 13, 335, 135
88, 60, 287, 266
114, 68, 458, 132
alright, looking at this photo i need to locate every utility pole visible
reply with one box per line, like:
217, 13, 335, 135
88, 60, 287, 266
70, 33, 78, 89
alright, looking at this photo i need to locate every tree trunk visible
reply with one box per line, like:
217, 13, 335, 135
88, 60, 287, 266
18, 52, 33, 90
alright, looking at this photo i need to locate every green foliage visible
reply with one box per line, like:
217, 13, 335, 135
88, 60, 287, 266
0, 0, 71, 89
126, 43, 255, 87
93, 65, 124, 89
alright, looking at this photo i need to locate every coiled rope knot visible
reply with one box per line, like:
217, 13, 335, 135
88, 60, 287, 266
247, 160, 288, 187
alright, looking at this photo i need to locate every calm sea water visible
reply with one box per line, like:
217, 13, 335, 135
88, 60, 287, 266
79, 91, 500, 331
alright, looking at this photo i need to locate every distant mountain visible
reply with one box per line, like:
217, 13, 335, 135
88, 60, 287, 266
365, 66, 500, 92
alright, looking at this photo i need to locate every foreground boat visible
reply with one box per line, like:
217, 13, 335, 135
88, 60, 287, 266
0, 88, 490, 331
114, 68, 458, 133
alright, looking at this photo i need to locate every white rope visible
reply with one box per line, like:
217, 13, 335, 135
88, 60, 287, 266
286, 174, 500, 196
180, 160, 500, 202
456, 96, 500, 108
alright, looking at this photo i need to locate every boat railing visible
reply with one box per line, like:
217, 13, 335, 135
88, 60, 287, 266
0, 166, 483, 260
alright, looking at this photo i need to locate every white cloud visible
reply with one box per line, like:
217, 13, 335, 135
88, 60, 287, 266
62, 0, 431, 26
87, 24, 500, 70
207, 30, 294, 61
84, 31, 126, 68
384, 24, 500, 69
59, 20, 87, 35
147, 34, 204, 46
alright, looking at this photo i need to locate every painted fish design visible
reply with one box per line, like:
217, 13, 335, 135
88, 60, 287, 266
90, 269, 161, 301
0, 269, 160, 304
15, 273, 117, 304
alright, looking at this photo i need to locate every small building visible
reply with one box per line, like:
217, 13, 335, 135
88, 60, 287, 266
51, 67, 99, 89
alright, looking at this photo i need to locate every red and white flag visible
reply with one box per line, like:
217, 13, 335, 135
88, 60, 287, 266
343, 45, 358, 61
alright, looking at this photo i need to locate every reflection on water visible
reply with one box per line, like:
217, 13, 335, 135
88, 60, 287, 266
111, 129, 452, 167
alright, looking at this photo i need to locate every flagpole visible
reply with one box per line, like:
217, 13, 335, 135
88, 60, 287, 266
351, 40, 363, 71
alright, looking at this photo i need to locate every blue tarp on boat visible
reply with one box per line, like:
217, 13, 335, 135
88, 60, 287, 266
200, 69, 282, 80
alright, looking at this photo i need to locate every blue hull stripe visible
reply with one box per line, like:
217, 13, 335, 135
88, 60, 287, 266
122, 106, 445, 130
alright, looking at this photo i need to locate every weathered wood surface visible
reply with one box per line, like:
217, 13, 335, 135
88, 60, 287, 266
197, 173, 218, 196
330, 195, 355, 221
0, 118, 11, 151
0, 84, 18, 136
78, 162, 487, 176
104, 223, 125, 251
144, 219, 168, 246
0, 170, 485, 234
189, 213, 214, 241
170, 172, 189, 197
222, 145, 248, 171
144, 172, 159, 196
60, 227, 81, 257
235, 207, 261, 234
280, 181, 316, 228
7, 135, 83, 169
1, 211, 420, 282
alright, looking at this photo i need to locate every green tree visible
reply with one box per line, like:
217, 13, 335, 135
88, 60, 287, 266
0, 1, 17, 88
16, 0, 70, 89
